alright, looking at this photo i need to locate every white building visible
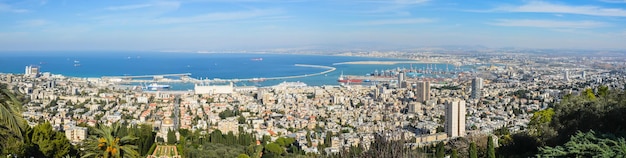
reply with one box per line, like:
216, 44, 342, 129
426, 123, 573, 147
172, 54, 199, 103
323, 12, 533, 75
194, 82, 234, 94
65, 126, 88, 144
445, 99, 466, 137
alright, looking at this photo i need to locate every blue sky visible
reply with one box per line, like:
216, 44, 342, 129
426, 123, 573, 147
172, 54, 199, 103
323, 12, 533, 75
1, 0, 625, 51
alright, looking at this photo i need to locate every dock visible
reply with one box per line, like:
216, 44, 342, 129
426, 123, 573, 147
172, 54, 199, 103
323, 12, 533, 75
102, 64, 336, 83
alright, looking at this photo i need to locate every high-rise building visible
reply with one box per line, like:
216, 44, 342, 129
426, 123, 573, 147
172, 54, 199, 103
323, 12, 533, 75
415, 81, 430, 102
408, 102, 423, 115
564, 70, 569, 81
397, 72, 406, 88
445, 99, 466, 137
25, 65, 40, 76
25, 65, 31, 75
582, 71, 586, 79
471, 77, 483, 99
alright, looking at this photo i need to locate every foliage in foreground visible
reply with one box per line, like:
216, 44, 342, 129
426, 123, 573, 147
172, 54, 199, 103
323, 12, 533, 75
538, 130, 626, 157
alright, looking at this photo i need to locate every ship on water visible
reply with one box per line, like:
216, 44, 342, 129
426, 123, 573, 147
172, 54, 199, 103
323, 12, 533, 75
146, 83, 170, 91
251, 58, 263, 61
337, 72, 363, 83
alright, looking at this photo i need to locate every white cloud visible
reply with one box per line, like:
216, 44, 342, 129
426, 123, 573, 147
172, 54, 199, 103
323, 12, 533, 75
495, 1, 626, 17
0, 3, 29, 13
490, 19, 608, 29
357, 18, 434, 25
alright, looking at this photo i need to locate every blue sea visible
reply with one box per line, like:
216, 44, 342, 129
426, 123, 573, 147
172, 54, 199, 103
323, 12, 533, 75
0, 51, 470, 90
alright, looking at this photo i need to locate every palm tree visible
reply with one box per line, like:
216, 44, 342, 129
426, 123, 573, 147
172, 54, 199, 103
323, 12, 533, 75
0, 84, 26, 140
82, 123, 139, 158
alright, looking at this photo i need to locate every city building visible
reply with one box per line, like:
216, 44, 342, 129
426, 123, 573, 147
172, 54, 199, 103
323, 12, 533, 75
471, 77, 483, 99
194, 82, 234, 94
415, 81, 430, 102
582, 71, 586, 79
445, 99, 466, 137
25, 65, 40, 77
397, 72, 406, 88
408, 102, 423, 115
65, 126, 88, 144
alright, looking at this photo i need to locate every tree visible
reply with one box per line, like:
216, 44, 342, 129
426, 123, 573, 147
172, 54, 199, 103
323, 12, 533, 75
210, 130, 224, 144
167, 129, 177, 144
238, 116, 246, 124
31, 122, 74, 158
435, 141, 445, 158
0, 84, 26, 140
451, 149, 458, 158
0, 84, 29, 156
598, 85, 609, 98
487, 136, 496, 158
264, 143, 284, 156
469, 142, 477, 158
584, 88, 596, 100
82, 123, 140, 158
135, 124, 156, 156
238, 153, 251, 158
324, 131, 333, 147
538, 130, 626, 157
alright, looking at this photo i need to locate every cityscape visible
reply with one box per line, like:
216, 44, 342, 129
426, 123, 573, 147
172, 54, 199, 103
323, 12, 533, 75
1, 0, 626, 158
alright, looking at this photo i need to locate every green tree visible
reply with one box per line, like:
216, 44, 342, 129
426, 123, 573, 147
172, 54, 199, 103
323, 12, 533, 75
598, 85, 609, 98
238, 116, 246, 124
31, 122, 74, 158
136, 124, 156, 156
469, 142, 478, 158
324, 131, 333, 147
238, 153, 251, 158
210, 130, 224, 144
487, 136, 496, 158
265, 143, 284, 156
435, 141, 445, 158
451, 149, 458, 158
538, 130, 626, 157
584, 88, 596, 100
82, 123, 140, 158
528, 108, 556, 143
167, 129, 176, 144
0, 84, 26, 140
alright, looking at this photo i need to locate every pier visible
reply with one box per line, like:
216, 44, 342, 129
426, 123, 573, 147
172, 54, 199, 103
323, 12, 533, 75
105, 64, 335, 83
102, 73, 192, 80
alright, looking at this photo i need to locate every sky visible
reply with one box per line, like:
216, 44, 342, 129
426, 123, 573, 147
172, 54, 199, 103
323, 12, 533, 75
0, 0, 625, 51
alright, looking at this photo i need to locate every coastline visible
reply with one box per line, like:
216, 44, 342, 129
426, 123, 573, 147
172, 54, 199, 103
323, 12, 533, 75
333, 60, 443, 65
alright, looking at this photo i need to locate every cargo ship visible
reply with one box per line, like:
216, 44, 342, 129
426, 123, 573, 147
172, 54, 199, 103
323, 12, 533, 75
251, 58, 263, 61
337, 72, 362, 83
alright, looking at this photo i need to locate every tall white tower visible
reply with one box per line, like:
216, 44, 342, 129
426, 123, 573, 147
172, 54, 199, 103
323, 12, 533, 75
397, 72, 405, 88
25, 65, 32, 75
446, 99, 466, 137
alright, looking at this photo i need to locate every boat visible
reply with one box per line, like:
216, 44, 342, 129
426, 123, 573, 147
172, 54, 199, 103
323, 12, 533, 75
337, 72, 362, 83
146, 83, 170, 90
251, 58, 263, 61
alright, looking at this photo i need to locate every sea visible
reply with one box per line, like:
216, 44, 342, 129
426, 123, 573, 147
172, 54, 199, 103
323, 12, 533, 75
0, 51, 471, 90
